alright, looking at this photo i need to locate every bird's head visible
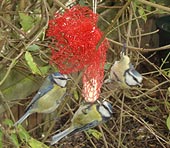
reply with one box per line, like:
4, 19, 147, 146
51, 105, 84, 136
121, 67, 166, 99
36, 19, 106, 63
51, 72, 69, 87
124, 64, 143, 86
98, 101, 113, 120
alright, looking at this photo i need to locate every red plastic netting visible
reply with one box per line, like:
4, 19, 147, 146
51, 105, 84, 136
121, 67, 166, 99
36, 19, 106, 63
47, 5, 108, 102
82, 53, 106, 102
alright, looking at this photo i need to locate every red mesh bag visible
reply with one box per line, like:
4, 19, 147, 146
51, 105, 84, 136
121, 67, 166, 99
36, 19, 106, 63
47, 5, 109, 102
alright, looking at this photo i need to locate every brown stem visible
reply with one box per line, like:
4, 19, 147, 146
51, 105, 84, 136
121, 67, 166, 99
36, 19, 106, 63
96, 0, 132, 49
137, 0, 170, 12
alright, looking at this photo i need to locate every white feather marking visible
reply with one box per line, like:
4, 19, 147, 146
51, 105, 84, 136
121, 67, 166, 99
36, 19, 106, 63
98, 106, 111, 118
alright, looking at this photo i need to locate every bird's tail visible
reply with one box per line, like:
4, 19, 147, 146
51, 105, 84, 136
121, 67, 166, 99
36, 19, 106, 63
13, 112, 31, 127
50, 127, 75, 145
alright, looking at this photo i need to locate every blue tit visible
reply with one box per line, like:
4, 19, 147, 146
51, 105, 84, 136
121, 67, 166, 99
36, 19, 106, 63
50, 100, 113, 145
106, 54, 143, 87
14, 72, 69, 126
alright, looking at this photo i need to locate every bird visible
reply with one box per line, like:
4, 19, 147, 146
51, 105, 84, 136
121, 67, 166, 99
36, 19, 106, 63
14, 72, 69, 126
105, 52, 143, 87
50, 100, 113, 145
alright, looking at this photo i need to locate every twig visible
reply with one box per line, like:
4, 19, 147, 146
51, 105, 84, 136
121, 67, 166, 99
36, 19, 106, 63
126, 29, 159, 38
85, 132, 97, 148
112, 9, 157, 35
117, 19, 121, 44
137, 0, 170, 12
116, 104, 170, 146
53, 0, 68, 10
132, 2, 142, 48
126, 2, 133, 53
98, 5, 122, 9
0, 50, 24, 86
96, 0, 132, 49
0, 16, 26, 38
118, 93, 124, 148
160, 52, 170, 69
107, 38, 170, 52
138, 52, 169, 81
102, 124, 127, 148
5, 102, 15, 123
99, 125, 108, 148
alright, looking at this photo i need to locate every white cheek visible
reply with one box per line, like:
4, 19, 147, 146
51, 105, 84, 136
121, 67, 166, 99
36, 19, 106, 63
137, 75, 143, 83
54, 79, 66, 87
99, 106, 111, 118
60, 81, 67, 87
125, 73, 138, 86
129, 70, 143, 83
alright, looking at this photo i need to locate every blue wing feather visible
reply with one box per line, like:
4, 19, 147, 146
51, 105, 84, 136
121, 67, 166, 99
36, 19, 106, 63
25, 76, 54, 112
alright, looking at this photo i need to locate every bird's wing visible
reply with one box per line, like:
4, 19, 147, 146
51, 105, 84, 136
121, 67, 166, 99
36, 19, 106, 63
25, 80, 53, 112
73, 120, 99, 134
51, 127, 75, 145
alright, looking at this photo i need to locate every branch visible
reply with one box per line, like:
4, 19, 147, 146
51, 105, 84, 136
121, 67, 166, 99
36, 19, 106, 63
137, 0, 170, 12
107, 38, 170, 52
96, 0, 132, 49
53, 0, 68, 10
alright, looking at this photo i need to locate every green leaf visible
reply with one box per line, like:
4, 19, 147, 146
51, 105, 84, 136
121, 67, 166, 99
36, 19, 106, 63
28, 138, 49, 148
3, 119, 13, 127
27, 44, 40, 52
25, 51, 42, 75
18, 125, 30, 142
10, 133, 19, 148
73, 90, 79, 101
0, 69, 42, 111
79, 0, 88, 6
167, 87, 170, 97
138, 7, 147, 22
87, 129, 102, 140
19, 12, 34, 32
104, 62, 112, 70
146, 5, 151, 12
164, 100, 170, 107
145, 106, 158, 112
0, 129, 3, 148
163, 69, 170, 78
39, 66, 50, 75
166, 114, 170, 130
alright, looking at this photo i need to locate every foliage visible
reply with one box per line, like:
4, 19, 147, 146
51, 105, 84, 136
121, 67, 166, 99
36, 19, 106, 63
25, 51, 42, 75
87, 129, 102, 140
19, 12, 35, 32
166, 115, 170, 130
0, 0, 170, 147
0, 119, 49, 148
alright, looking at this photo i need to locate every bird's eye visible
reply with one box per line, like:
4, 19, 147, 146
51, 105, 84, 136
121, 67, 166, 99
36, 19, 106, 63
102, 101, 113, 114
52, 74, 69, 81
58, 77, 68, 80
82, 108, 88, 114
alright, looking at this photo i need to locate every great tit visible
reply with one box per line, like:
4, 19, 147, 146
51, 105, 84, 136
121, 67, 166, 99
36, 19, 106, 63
50, 100, 113, 145
106, 53, 143, 87
14, 72, 69, 126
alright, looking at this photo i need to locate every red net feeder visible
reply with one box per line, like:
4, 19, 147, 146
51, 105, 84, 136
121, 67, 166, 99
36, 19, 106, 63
47, 5, 109, 102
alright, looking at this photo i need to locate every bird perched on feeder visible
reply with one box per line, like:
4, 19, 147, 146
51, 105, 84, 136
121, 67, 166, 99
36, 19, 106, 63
14, 72, 69, 126
105, 48, 143, 87
50, 100, 113, 145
